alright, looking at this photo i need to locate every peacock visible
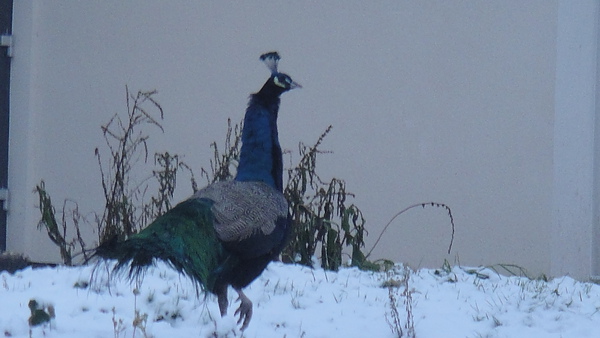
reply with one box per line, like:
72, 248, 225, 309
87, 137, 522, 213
94, 51, 300, 330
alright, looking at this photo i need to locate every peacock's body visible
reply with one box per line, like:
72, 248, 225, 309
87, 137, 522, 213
94, 52, 300, 329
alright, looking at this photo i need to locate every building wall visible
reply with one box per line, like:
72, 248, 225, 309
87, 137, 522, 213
552, 1, 600, 279
7, 1, 598, 279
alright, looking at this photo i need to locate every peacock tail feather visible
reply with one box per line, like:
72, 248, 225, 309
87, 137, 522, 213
96, 198, 227, 293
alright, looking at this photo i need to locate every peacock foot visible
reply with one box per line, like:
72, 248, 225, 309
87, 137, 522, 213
234, 288, 253, 330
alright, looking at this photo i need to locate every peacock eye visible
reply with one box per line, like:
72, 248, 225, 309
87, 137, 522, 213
273, 76, 286, 88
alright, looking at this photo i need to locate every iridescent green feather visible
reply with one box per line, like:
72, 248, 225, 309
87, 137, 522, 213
98, 198, 227, 293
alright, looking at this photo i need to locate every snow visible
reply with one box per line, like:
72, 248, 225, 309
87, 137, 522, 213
1, 262, 600, 338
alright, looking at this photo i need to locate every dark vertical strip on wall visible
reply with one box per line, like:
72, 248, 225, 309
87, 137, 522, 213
0, 0, 13, 251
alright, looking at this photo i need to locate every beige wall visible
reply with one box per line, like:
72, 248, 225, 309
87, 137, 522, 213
8, 1, 600, 279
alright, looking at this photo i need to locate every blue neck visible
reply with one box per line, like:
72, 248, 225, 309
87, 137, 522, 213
235, 94, 284, 191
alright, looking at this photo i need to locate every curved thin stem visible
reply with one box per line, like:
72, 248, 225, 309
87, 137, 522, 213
366, 202, 455, 259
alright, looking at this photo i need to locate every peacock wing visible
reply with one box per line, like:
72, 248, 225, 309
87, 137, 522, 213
191, 180, 288, 244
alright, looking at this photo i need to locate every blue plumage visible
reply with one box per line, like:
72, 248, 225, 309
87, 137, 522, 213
94, 52, 300, 330
236, 52, 300, 191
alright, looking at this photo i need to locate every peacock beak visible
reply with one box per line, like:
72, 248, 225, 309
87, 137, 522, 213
290, 81, 302, 89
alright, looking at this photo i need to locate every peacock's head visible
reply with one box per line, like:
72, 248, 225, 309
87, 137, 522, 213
270, 73, 301, 91
259, 52, 301, 95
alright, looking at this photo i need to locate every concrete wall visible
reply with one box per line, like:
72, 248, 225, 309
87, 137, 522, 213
7, 1, 599, 279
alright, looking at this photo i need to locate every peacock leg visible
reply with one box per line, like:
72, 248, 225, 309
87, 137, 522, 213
234, 288, 253, 330
216, 284, 228, 317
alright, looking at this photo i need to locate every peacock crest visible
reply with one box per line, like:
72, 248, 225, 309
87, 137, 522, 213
260, 51, 281, 74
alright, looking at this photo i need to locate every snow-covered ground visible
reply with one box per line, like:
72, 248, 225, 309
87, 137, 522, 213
1, 261, 599, 338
